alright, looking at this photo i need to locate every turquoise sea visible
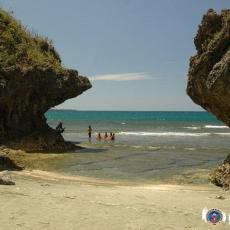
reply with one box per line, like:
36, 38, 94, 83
44, 111, 230, 184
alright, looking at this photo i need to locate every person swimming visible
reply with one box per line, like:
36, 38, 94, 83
109, 132, 115, 140
104, 132, 108, 139
111, 132, 115, 141
96, 133, 102, 140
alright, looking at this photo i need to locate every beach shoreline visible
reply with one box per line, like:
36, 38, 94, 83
0, 144, 216, 186
0, 143, 229, 229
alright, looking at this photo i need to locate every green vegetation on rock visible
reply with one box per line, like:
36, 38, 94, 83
0, 9, 64, 73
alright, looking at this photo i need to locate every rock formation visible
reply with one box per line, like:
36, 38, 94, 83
0, 155, 24, 171
0, 9, 91, 151
0, 153, 24, 186
209, 164, 230, 189
0, 176, 15, 185
187, 9, 230, 125
187, 9, 230, 189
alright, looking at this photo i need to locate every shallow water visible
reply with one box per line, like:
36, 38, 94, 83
43, 111, 230, 184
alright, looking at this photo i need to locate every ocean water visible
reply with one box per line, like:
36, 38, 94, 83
44, 111, 230, 184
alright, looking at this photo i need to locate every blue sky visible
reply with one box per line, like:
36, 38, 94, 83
1, 0, 230, 111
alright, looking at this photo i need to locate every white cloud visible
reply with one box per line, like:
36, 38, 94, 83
89, 73, 154, 82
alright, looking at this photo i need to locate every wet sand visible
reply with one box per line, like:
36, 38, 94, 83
0, 170, 230, 230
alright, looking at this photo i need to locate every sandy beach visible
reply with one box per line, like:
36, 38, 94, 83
0, 170, 229, 230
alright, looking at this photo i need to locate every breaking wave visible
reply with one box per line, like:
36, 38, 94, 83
204, 125, 228, 129
118, 131, 230, 137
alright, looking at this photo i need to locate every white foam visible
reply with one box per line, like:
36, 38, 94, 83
204, 125, 228, 129
215, 133, 230, 136
118, 132, 211, 137
184, 127, 200, 130
148, 146, 161, 150
132, 145, 142, 149
184, 148, 196, 151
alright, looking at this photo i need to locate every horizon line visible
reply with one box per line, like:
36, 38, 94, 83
49, 109, 206, 112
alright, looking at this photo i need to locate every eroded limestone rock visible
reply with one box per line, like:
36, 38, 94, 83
0, 9, 91, 151
187, 9, 230, 189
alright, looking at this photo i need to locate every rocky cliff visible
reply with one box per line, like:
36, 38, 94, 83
187, 9, 230, 125
187, 9, 230, 189
0, 9, 91, 151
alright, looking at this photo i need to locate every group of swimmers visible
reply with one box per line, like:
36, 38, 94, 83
56, 124, 115, 141
88, 125, 115, 141
96, 132, 115, 141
